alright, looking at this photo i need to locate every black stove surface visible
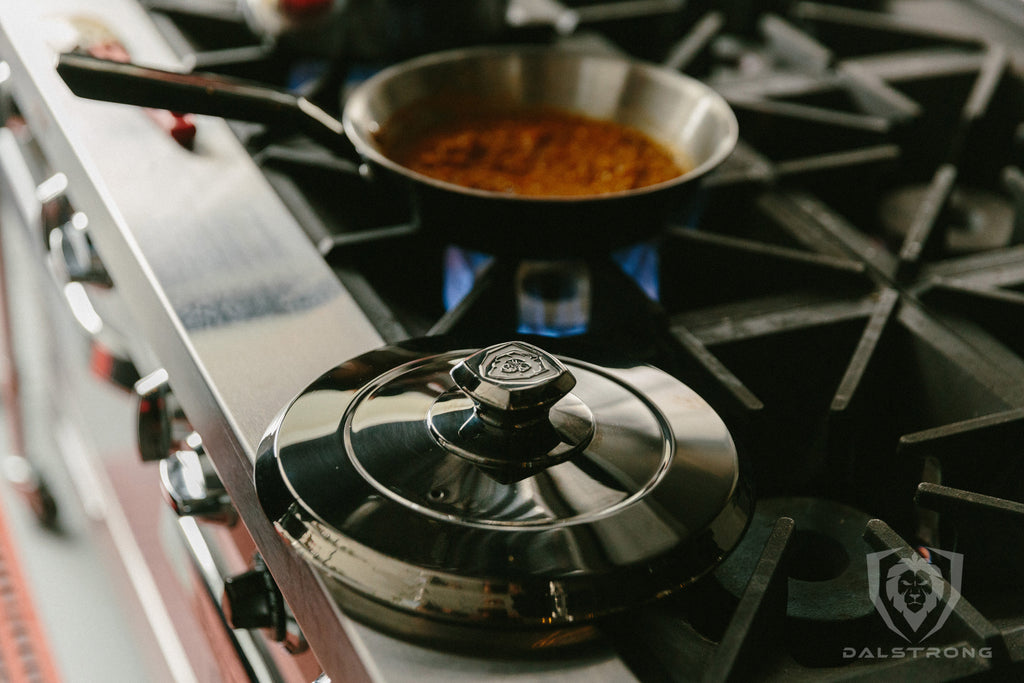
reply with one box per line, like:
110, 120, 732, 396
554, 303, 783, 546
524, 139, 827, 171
148, 1, 1024, 680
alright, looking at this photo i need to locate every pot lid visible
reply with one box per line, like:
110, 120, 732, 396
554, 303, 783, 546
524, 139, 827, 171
256, 340, 750, 645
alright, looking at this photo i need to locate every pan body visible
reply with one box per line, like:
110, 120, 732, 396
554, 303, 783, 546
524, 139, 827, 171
342, 47, 738, 256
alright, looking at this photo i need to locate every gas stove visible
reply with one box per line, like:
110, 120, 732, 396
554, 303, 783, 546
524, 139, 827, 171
1, 1, 1023, 682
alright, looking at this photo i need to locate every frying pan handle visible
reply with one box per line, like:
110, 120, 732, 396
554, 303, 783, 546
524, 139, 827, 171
56, 52, 357, 157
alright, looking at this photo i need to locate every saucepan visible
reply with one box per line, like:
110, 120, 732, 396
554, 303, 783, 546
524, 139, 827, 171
57, 47, 737, 257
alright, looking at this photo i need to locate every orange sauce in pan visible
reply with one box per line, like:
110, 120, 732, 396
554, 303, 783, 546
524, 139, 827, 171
380, 105, 687, 197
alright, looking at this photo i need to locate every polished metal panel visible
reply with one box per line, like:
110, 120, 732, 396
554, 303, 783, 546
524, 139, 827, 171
2, 3, 373, 682
257, 340, 750, 649
343, 46, 739, 197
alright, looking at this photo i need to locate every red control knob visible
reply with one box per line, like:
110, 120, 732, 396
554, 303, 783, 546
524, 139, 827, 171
279, 0, 334, 19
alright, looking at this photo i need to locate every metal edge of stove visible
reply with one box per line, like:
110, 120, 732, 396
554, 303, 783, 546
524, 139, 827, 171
0, 2, 380, 681
0, 2, 639, 682
0, 11, 366, 683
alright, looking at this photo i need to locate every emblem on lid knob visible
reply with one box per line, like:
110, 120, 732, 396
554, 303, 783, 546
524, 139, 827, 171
453, 341, 577, 420
488, 349, 546, 379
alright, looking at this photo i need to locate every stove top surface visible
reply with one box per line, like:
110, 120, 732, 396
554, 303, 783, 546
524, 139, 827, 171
4, 0, 1024, 681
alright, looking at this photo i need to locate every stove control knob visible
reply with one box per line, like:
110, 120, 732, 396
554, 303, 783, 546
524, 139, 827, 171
37, 173, 73, 244
222, 555, 286, 640
38, 174, 138, 393
46, 211, 111, 287
135, 368, 191, 462
159, 431, 236, 525
38, 173, 111, 287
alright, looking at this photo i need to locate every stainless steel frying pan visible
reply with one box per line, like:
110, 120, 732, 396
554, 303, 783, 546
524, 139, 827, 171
57, 47, 737, 257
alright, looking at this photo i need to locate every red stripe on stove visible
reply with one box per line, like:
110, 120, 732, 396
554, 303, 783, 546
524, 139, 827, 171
0, 498, 62, 682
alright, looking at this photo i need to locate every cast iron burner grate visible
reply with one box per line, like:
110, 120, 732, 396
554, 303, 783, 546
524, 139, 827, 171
149, 1, 1024, 680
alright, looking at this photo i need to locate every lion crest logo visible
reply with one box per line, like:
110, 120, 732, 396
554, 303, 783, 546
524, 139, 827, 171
481, 344, 552, 382
866, 548, 963, 642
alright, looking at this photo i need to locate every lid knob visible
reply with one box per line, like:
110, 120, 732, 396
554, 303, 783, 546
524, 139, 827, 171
429, 341, 594, 482
450, 341, 576, 426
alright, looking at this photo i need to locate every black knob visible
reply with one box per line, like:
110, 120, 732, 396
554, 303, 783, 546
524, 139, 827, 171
451, 341, 576, 423
135, 369, 190, 462
221, 556, 286, 640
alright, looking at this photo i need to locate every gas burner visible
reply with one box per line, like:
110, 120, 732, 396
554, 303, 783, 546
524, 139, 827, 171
879, 183, 1017, 255
713, 498, 877, 666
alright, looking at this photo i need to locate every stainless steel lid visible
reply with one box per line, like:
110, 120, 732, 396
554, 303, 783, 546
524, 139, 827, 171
256, 340, 751, 649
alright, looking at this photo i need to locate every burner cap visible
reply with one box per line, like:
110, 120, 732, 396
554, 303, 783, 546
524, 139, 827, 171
256, 340, 750, 650
879, 184, 1015, 254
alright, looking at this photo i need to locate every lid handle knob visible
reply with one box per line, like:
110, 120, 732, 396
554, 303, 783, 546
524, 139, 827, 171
450, 341, 576, 427
430, 341, 595, 482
